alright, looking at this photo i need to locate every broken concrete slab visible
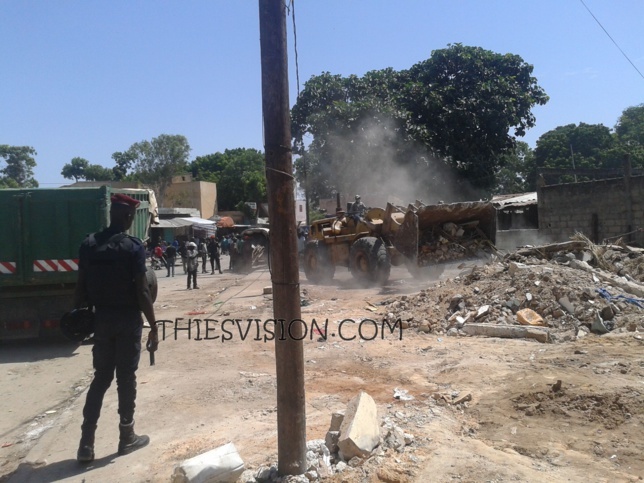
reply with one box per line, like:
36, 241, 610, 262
591, 311, 609, 334
329, 411, 345, 432
508, 261, 529, 277
325, 431, 340, 454
338, 391, 380, 460
171, 442, 244, 483
558, 296, 576, 314
461, 323, 550, 343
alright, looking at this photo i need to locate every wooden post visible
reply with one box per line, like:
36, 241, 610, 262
258, 0, 307, 476
623, 154, 634, 243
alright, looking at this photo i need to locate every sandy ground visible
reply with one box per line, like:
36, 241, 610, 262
1, 255, 642, 482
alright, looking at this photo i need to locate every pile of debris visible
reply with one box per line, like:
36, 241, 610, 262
238, 391, 417, 483
382, 237, 644, 343
417, 221, 496, 266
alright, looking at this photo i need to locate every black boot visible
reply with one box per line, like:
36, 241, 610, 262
77, 422, 96, 463
117, 420, 150, 456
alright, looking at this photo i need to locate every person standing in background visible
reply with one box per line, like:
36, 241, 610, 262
185, 241, 199, 289
163, 242, 177, 277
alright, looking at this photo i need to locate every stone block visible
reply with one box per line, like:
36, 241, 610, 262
325, 431, 340, 454
329, 411, 345, 431
171, 442, 245, 483
461, 323, 549, 343
337, 392, 380, 460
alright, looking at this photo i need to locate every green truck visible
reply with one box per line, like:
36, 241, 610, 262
0, 186, 157, 340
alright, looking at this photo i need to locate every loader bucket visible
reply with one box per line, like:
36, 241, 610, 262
393, 201, 497, 264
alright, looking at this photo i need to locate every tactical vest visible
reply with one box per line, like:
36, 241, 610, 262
84, 232, 140, 309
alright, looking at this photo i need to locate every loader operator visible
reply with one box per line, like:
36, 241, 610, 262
349, 195, 366, 223
73, 193, 158, 463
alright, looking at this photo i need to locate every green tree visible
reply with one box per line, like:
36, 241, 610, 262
403, 44, 548, 188
122, 134, 191, 203
534, 123, 615, 183
111, 150, 137, 180
613, 104, 644, 169
190, 148, 267, 211
616, 104, 644, 145
0, 145, 38, 188
61, 157, 90, 182
84, 164, 115, 181
493, 142, 535, 194
291, 44, 548, 196
61, 157, 115, 182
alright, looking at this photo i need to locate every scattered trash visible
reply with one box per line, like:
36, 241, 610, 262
591, 311, 610, 334
516, 308, 545, 326
596, 288, 644, 309
186, 311, 207, 316
393, 388, 414, 401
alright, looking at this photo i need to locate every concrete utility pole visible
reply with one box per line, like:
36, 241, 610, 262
258, 0, 307, 476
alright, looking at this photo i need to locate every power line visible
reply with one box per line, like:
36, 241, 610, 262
579, 0, 644, 81
287, 0, 301, 97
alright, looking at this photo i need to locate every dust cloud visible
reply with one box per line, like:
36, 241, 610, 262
315, 118, 486, 209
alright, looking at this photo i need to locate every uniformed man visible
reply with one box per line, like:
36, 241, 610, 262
350, 195, 366, 217
74, 193, 158, 463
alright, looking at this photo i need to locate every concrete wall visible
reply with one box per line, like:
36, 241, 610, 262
538, 175, 644, 246
165, 181, 217, 219
495, 229, 555, 252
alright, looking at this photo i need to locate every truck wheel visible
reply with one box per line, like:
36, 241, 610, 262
146, 269, 158, 303
350, 237, 391, 285
303, 241, 335, 283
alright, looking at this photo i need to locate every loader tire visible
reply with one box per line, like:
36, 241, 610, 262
303, 241, 335, 283
350, 237, 391, 286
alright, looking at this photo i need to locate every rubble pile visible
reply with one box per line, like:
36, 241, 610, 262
383, 239, 644, 342
239, 391, 418, 483
417, 221, 495, 266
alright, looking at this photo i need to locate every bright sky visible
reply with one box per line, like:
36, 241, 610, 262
2, 0, 643, 187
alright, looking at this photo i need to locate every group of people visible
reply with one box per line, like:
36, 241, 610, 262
146, 234, 256, 289
147, 237, 223, 289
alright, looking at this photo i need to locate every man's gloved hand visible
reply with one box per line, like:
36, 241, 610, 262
146, 328, 158, 366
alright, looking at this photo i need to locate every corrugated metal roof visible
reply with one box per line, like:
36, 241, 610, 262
179, 217, 216, 225
492, 192, 537, 208
154, 218, 194, 228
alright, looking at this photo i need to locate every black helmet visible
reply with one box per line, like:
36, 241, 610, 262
60, 308, 95, 342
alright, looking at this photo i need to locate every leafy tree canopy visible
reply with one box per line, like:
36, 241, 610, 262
493, 141, 536, 195
615, 104, 644, 145
534, 123, 614, 170
118, 134, 191, 203
61, 157, 89, 182
191, 148, 266, 211
291, 44, 548, 197
0, 145, 38, 188
613, 104, 644, 168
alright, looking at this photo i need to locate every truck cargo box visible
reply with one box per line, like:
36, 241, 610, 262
0, 186, 154, 339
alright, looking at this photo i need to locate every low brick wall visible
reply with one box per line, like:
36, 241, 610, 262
538, 175, 644, 246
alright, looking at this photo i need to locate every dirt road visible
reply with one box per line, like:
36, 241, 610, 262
1, 256, 642, 482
